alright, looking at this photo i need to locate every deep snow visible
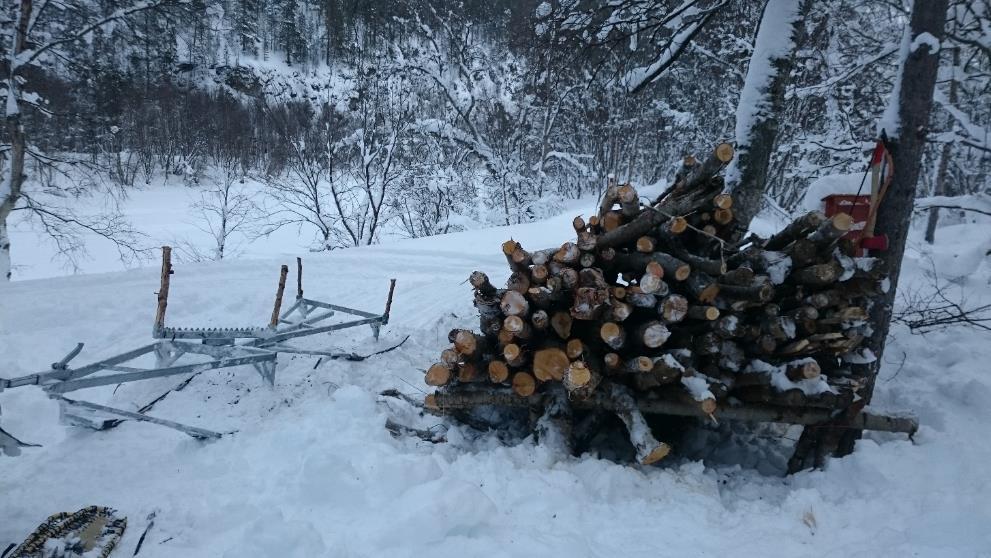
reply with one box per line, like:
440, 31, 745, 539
2, 193, 990, 557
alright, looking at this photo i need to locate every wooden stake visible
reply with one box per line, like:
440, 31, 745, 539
296, 257, 303, 299
270, 264, 289, 329
154, 246, 172, 333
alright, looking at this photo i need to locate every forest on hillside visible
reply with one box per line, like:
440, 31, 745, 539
1, 0, 989, 276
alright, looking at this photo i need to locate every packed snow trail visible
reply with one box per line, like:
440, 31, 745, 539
1, 209, 989, 557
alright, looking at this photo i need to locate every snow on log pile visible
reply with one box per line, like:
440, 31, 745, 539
424, 144, 889, 464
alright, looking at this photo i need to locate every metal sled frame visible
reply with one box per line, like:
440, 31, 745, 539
0, 250, 397, 441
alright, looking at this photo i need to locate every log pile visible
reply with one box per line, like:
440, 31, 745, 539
424, 144, 894, 465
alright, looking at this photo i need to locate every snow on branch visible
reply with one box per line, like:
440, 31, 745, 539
12, 0, 191, 72
624, 1, 728, 93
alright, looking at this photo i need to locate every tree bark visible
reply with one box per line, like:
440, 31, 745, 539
725, 0, 811, 238
793, 0, 948, 470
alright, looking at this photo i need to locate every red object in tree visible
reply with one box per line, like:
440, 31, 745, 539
822, 194, 871, 256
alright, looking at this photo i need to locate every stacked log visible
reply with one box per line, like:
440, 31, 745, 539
424, 144, 885, 465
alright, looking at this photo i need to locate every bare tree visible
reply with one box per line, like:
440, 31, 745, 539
2, 0, 186, 280
262, 105, 343, 250
188, 156, 258, 260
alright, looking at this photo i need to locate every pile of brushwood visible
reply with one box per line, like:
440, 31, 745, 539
424, 144, 898, 465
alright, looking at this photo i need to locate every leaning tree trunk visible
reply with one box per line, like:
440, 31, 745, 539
789, 0, 948, 473
724, 0, 811, 240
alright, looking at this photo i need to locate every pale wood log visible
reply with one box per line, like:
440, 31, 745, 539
511, 246, 531, 269
531, 309, 550, 330
627, 288, 657, 308
506, 271, 530, 293
270, 264, 289, 329
718, 280, 775, 302
512, 372, 537, 397
503, 343, 527, 367
497, 328, 515, 345
503, 240, 527, 272
452, 329, 488, 357
791, 262, 843, 286
503, 315, 533, 341
713, 314, 744, 339
604, 352, 622, 370
618, 184, 641, 218
573, 215, 586, 232
714, 208, 734, 225
458, 361, 486, 383
786, 360, 822, 381
613, 252, 691, 281
571, 287, 610, 321
469, 270, 498, 296
636, 236, 656, 253
687, 305, 720, 321
602, 211, 624, 232
659, 294, 689, 323
600, 322, 626, 350
500, 290, 529, 316
785, 238, 819, 268
763, 211, 827, 251
808, 213, 853, 246
713, 193, 733, 210
426, 363, 453, 386
608, 384, 671, 465
531, 248, 557, 266
668, 216, 689, 234
554, 242, 581, 265
533, 347, 570, 382
686, 270, 720, 303
719, 267, 755, 286
441, 349, 460, 366
563, 360, 603, 399
609, 299, 634, 322
488, 360, 510, 383
566, 338, 584, 360
551, 311, 573, 339
531, 264, 549, 284
428, 388, 919, 434
639, 321, 671, 348
598, 183, 620, 217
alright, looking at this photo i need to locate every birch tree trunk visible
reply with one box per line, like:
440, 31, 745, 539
789, 0, 948, 472
724, 0, 811, 239
924, 42, 959, 244
1, 0, 32, 281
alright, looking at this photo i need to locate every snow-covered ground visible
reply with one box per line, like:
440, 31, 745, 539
2, 192, 990, 557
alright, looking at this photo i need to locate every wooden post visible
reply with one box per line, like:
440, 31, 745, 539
383, 278, 397, 324
270, 265, 289, 329
154, 246, 172, 334
296, 257, 303, 299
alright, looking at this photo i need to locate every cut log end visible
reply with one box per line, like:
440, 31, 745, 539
534, 347, 570, 382
426, 363, 452, 386
712, 193, 733, 210
511, 372, 536, 397
714, 143, 734, 164
488, 360, 510, 383
640, 442, 672, 465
